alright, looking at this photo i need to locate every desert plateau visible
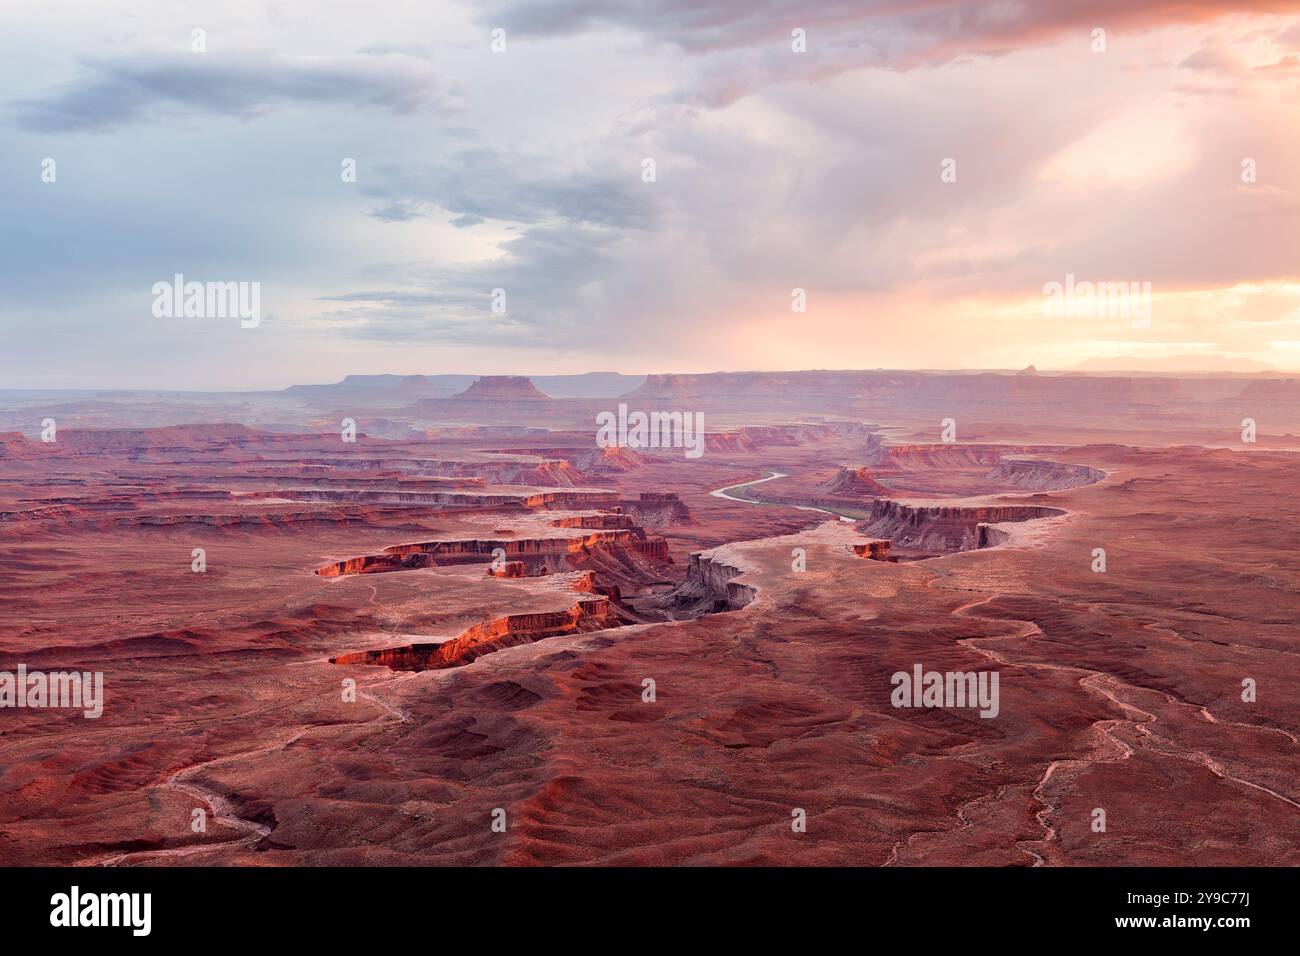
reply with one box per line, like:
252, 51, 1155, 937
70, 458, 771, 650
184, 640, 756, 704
2, 369, 1297, 867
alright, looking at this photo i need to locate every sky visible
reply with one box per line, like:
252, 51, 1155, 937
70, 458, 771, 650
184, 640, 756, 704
2, 0, 1299, 389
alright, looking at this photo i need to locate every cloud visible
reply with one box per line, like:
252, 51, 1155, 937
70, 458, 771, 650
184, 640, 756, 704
368, 200, 430, 222
478, 0, 1300, 105
363, 147, 655, 229
4, 1, 1300, 387
1180, 41, 1245, 73
484, 0, 1296, 54
332, 136, 663, 344
330, 12, 1300, 361
336, 142, 659, 342
317, 223, 628, 346
1279, 19, 1300, 49
12, 50, 455, 133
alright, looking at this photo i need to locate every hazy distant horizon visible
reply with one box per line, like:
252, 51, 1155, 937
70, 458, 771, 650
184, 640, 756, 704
7, 357, 1300, 397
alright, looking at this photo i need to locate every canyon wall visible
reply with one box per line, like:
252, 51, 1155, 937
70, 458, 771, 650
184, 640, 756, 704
331, 598, 620, 671
982, 458, 1106, 490
649, 551, 757, 616
852, 540, 892, 560
317, 527, 672, 579
858, 500, 1065, 553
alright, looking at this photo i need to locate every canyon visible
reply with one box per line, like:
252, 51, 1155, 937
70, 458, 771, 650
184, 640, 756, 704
1, 370, 1297, 867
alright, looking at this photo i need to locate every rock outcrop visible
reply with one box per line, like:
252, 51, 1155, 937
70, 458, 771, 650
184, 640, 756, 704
474, 445, 646, 477
278, 486, 612, 508
331, 598, 620, 671
649, 550, 756, 616
819, 466, 891, 497
982, 458, 1105, 491
869, 443, 1064, 472
852, 540, 892, 560
858, 499, 1065, 554
0, 432, 47, 459
25, 423, 271, 456
288, 456, 587, 487
702, 423, 877, 454
317, 526, 673, 581
622, 491, 694, 526
549, 513, 636, 530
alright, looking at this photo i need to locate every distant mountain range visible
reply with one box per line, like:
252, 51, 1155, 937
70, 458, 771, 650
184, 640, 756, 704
284, 372, 646, 401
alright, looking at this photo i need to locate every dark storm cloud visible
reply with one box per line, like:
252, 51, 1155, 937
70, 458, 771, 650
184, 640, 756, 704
12, 50, 453, 133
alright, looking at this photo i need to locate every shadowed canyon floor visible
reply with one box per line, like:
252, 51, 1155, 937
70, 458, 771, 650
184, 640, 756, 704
1, 371, 1297, 865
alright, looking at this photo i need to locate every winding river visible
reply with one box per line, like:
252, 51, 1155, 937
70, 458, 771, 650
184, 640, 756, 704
709, 470, 856, 521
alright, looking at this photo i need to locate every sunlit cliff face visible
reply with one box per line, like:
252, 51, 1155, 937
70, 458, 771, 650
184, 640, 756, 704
1, 2, 1298, 387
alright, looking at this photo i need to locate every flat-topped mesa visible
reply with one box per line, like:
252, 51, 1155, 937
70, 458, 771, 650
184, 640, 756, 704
330, 598, 621, 671
858, 499, 1066, 555
453, 376, 551, 402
